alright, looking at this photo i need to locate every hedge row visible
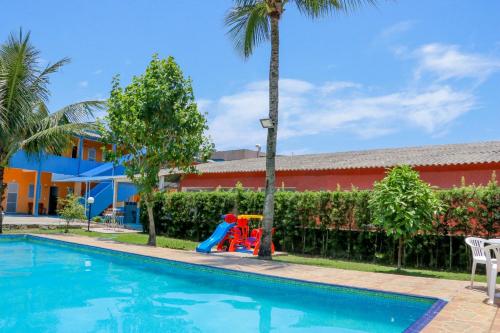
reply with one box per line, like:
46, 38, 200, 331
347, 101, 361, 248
141, 178, 499, 271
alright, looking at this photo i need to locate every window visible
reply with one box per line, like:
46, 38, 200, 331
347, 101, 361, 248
182, 186, 255, 192
277, 187, 296, 192
28, 184, 35, 199
6, 183, 18, 213
182, 187, 216, 192
87, 148, 96, 161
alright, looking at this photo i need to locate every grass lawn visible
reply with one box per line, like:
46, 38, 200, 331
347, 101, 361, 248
7, 228, 481, 282
274, 254, 483, 282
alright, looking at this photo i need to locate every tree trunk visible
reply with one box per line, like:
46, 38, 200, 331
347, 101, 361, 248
397, 237, 404, 270
449, 235, 452, 271
145, 197, 156, 246
258, 14, 280, 260
347, 214, 352, 260
0, 165, 6, 234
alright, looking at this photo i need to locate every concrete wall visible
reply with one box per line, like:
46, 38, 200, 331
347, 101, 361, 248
179, 163, 500, 191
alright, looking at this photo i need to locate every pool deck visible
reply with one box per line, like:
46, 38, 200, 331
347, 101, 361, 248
30, 234, 499, 333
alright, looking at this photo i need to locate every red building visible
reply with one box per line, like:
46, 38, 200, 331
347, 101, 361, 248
162, 141, 500, 192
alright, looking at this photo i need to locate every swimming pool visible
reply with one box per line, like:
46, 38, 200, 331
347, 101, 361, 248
0, 235, 445, 332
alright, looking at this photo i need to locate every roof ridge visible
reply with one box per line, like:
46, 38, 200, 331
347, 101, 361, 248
188, 140, 500, 174
277, 140, 500, 159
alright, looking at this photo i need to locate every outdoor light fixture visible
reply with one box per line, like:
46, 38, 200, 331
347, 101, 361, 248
259, 118, 274, 129
87, 196, 95, 232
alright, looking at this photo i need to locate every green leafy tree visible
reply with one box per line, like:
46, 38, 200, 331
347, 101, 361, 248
476, 172, 500, 238
369, 165, 441, 270
225, 0, 378, 259
0, 31, 102, 233
58, 194, 86, 233
102, 55, 213, 246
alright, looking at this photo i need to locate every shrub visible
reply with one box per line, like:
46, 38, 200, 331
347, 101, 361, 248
58, 195, 86, 233
140, 172, 499, 271
369, 166, 441, 269
92, 216, 103, 223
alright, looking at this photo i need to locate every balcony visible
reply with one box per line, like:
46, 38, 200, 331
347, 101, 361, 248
9, 150, 106, 176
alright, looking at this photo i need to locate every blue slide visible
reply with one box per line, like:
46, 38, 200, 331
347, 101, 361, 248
196, 221, 235, 253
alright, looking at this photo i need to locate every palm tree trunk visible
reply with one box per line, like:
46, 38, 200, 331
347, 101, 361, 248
258, 14, 280, 260
0, 165, 5, 234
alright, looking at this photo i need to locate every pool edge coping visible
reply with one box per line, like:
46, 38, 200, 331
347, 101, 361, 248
1, 234, 448, 332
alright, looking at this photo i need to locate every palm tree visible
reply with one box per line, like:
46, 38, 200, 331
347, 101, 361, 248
0, 30, 103, 233
225, 0, 378, 259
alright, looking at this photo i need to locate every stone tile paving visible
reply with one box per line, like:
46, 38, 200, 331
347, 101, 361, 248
33, 234, 500, 333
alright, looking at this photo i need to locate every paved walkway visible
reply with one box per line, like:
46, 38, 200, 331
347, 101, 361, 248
3, 215, 86, 227
31, 234, 500, 332
2, 216, 139, 233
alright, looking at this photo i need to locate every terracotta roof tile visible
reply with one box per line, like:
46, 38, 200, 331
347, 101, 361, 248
193, 141, 500, 174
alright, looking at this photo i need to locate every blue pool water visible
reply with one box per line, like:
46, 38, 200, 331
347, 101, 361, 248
0, 236, 444, 332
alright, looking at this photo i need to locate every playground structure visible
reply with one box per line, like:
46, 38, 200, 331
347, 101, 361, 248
196, 214, 275, 255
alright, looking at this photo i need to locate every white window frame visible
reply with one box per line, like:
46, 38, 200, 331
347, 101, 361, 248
182, 187, 216, 192
87, 148, 97, 161
6, 182, 19, 213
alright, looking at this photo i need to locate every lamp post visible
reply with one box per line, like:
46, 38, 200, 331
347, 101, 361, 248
87, 196, 95, 232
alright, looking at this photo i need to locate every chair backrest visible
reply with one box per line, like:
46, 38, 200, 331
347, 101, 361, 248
465, 237, 487, 259
484, 244, 500, 271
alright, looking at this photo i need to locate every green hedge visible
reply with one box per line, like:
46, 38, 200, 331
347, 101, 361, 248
141, 178, 499, 272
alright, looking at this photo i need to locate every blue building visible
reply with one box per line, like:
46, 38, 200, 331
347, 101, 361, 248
3, 133, 139, 225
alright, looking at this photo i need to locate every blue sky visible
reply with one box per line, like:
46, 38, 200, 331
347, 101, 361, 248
2, 0, 499, 154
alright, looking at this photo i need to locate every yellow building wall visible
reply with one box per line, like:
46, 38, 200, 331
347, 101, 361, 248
35, 173, 76, 214
83, 140, 111, 162
2, 168, 81, 215
2, 137, 122, 215
61, 137, 80, 158
1, 169, 36, 214
58, 137, 111, 162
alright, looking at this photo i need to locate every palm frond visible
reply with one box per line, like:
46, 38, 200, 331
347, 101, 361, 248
29, 57, 70, 103
0, 70, 6, 129
0, 30, 100, 165
19, 122, 98, 157
0, 29, 71, 138
2, 30, 40, 105
225, 0, 270, 58
294, 0, 377, 17
34, 101, 50, 117
49, 99, 105, 124
16, 99, 104, 157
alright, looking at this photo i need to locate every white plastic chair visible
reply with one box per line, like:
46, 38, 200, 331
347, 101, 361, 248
484, 244, 500, 304
465, 237, 488, 287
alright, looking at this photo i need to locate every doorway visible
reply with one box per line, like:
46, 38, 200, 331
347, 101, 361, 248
71, 146, 78, 158
48, 186, 59, 215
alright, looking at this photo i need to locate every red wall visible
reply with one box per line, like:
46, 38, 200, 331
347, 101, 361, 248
180, 163, 500, 191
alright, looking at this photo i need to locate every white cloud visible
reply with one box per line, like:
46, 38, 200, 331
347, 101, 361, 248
196, 99, 213, 114
320, 81, 361, 94
93, 69, 103, 75
413, 43, 500, 81
204, 79, 475, 150
79, 80, 89, 88
203, 42, 499, 151
379, 20, 416, 39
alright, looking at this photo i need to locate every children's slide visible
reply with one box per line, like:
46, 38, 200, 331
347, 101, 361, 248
196, 221, 236, 253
